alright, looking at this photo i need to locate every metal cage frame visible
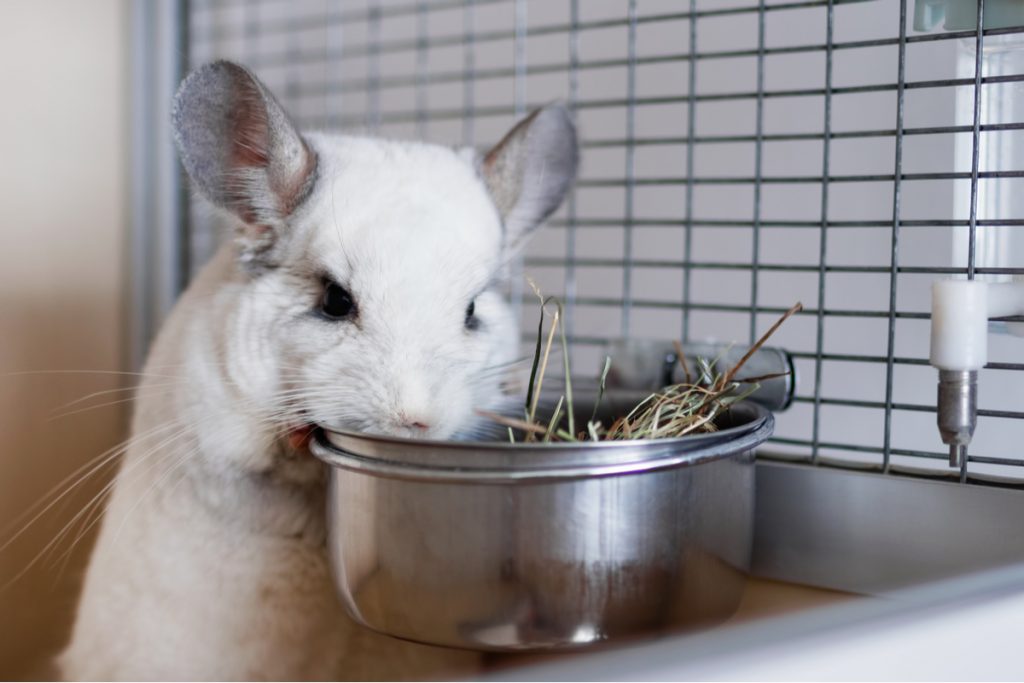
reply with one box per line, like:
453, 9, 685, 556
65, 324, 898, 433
131, 0, 1024, 495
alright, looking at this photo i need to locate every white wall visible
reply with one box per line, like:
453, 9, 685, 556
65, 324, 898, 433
0, 0, 128, 677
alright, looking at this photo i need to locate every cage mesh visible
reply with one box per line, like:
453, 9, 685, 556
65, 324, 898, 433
186, 0, 1024, 484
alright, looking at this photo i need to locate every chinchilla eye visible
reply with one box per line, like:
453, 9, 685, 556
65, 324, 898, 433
465, 300, 480, 331
320, 281, 356, 320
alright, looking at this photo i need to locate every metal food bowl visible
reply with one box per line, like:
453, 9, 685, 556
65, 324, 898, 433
310, 401, 773, 652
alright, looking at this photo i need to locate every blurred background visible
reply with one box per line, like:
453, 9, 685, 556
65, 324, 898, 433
0, 1, 127, 677
2, 0, 1022, 677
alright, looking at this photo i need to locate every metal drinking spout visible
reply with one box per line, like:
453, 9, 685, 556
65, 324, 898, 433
930, 280, 1024, 469
936, 369, 977, 467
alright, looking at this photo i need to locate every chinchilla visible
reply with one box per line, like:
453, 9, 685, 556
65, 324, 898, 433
59, 60, 577, 680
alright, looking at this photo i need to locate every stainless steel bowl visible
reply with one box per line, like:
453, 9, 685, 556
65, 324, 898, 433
310, 402, 773, 652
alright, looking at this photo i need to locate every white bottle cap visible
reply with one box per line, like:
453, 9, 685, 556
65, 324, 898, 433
930, 280, 988, 371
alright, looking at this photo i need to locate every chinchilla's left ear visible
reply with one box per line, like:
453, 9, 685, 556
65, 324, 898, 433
478, 104, 579, 251
172, 60, 317, 263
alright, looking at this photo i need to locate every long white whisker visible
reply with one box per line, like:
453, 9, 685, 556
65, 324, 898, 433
0, 420, 182, 553
0, 369, 185, 381
35, 420, 193, 565
48, 417, 208, 574
46, 391, 177, 423
109, 444, 201, 548
2, 420, 192, 592
49, 381, 185, 415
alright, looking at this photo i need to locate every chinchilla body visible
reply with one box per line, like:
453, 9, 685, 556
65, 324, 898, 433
59, 61, 577, 680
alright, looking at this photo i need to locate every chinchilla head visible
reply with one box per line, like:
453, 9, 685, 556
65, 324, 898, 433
171, 60, 578, 442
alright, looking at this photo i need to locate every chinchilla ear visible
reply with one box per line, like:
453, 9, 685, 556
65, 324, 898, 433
479, 103, 579, 251
172, 60, 317, 262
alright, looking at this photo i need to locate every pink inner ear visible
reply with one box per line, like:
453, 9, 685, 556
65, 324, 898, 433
482, 107, 540, 173
228, 83, 271, 169
174, 61, 324, 231
277, 141, 318, 217
480, 108, 544, 220
219, 81, 272, 224
223, 76, 317, 222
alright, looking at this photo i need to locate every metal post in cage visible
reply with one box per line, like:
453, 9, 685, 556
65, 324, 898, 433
158, 0, 1024, 483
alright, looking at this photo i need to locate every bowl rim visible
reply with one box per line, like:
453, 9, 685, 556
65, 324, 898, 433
310, 402, 773, 483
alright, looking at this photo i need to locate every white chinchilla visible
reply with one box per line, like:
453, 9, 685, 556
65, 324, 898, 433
59, 60, 577, 680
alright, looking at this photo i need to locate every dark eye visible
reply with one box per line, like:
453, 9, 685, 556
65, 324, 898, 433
320, 281, 356, 320
465, 300, 479, 331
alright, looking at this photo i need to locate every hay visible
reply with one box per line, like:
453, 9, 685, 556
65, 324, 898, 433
481, 281, 802, 443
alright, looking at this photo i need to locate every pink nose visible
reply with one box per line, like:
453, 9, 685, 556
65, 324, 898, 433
397, 412, 431, 431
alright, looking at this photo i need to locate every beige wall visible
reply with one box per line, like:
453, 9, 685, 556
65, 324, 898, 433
0, 0, 128, 677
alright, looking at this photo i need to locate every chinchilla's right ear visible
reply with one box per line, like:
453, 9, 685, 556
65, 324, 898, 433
172, 60, 317, 264
478, 103, 579, 253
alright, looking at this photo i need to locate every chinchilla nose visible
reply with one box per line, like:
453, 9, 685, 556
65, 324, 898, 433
392, 377, 435, 432
399, 414, 431, 431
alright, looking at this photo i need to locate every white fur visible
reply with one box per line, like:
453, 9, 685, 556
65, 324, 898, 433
59, 136, 526, 680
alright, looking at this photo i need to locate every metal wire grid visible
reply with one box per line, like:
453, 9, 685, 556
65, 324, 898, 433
185, 0, 1024, 484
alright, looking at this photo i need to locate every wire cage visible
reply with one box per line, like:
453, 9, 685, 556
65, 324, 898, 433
179, 0, 1024, 485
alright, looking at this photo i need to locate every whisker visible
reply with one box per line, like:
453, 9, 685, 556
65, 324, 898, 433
0, 369, 185, 381
38, 420, 192, 555
109, 444, 201, 548
0, 420, 182, 552
47, 394, 161, 422
2, 420, 192, 592
49, 381, 185, 415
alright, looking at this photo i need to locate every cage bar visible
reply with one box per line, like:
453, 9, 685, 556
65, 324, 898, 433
184, 0, 1024, 484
